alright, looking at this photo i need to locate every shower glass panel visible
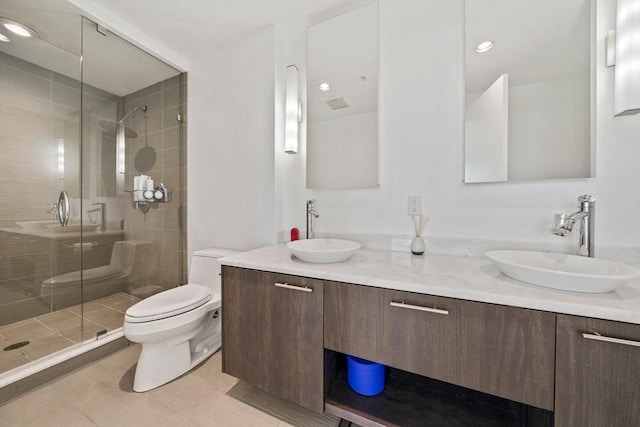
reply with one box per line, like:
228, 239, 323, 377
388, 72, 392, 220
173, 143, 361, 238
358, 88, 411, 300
0, 11, 83, 371
0, 5, 185, 377
80, 17, 184, 338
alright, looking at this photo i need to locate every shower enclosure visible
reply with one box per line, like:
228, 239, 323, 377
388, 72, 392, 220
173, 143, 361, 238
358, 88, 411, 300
0, 3, 187, 382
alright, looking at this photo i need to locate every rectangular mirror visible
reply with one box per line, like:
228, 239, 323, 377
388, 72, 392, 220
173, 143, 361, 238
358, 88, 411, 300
306, 2, 378, 189
464, 0, 594, 183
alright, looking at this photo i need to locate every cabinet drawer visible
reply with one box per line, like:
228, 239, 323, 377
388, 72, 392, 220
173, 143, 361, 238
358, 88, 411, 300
222, 267, 324, 412
555, 315, 640, 427
380, 289, 556, 410
324, 281, 380, 360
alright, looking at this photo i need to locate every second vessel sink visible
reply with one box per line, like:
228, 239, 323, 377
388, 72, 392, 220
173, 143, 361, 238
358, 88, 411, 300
287, 239, 361, 264
486, 250, 640, 293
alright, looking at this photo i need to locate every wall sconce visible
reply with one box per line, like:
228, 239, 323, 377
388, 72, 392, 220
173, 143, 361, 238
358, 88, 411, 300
285, 64, 302, 154
614, 0, 640, 116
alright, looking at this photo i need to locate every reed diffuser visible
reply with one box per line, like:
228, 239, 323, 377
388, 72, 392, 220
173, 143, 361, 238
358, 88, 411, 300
410, 215, 428, 255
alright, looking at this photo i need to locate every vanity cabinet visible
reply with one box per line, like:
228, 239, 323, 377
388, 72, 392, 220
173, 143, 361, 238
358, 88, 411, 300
324, 282, 556, 410
324, 280, 379, 360
555, 315, 640, 427
221, 266, 324, 412
382, 289, 556, 410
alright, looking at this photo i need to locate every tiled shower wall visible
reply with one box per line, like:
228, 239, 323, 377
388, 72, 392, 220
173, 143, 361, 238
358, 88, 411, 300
122, 74, 188, 294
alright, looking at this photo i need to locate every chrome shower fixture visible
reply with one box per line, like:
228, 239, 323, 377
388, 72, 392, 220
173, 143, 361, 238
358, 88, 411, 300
99, 105, 147, 138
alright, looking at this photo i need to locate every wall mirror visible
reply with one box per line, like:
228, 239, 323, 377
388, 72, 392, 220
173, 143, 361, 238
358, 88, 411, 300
464, 0, 594, 183
306, 2, 378, 189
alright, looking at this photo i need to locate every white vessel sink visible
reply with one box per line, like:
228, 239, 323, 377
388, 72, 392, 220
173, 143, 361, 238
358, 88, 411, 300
287, 239, 361, 264
486, 250, 640, 293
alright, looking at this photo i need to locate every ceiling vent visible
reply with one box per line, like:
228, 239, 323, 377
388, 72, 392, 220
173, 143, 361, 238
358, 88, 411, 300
324, 96, 351, 111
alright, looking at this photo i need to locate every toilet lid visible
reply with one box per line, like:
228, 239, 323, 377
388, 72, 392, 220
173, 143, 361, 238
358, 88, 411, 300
125, 284, 212, 323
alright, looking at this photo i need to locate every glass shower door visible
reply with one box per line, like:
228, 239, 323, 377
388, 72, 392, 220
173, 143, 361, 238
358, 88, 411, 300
0, 12, 83, 373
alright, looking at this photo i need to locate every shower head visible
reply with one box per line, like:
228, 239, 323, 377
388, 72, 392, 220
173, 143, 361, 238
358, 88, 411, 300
98, 105, 147, 138
118, 105, 148, 124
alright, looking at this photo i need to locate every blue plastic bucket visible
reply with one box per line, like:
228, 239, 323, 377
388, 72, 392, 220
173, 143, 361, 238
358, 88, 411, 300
347, 355, 386, 396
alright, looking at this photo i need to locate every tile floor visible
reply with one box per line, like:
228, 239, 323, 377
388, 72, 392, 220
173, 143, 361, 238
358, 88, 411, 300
0, 293, 140, 374
0, 344, 295, 427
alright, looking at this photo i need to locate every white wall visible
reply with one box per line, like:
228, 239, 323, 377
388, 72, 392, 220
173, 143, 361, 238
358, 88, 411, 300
281, 0, 639, 250
188, 27, 278, 253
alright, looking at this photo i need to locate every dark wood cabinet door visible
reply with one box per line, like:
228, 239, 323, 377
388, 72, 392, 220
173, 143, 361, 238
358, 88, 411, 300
555, 314, 640, 427
380, 289, 556, 410
222, 266, 324, 412
324, 281, 380, 360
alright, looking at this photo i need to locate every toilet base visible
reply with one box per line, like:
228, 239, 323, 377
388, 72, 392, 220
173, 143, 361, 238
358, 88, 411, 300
131, 310, 221, 392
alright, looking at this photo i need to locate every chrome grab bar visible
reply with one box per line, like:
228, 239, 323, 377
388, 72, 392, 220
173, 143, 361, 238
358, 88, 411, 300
582, 332, 640, 348
274, 282, 313, 293
57, 191, 70, 227
390, 301, 449, 315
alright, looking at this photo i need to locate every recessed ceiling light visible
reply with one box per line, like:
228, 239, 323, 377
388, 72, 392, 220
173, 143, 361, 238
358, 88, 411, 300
318, 82, 331, 91
475, 41, 494, 53
0, 18, 38, 38
0, 33, 9, 42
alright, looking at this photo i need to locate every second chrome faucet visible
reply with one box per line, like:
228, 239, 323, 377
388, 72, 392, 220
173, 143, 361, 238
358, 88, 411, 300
551, 195, 595, 257
306, 199, 319, 239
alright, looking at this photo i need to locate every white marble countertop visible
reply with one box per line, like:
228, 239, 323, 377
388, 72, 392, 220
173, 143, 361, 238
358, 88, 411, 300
220, 243, 640, 325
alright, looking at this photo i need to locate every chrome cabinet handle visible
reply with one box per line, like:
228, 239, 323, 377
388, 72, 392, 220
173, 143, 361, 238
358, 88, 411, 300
274, 282, 313, 293
582, 332, 640, 348
57, 191, 70, 227
390, 301, 449, 315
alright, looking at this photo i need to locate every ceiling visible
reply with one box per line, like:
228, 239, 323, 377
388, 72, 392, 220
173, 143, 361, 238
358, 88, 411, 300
1, 0, 364, 97
70, 0, 365, 58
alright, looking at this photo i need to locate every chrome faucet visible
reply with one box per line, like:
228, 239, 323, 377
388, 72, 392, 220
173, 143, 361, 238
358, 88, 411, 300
47, 203, 58, 219
306, 199, 319, 239
91, 202, 107, 232
551, 195, 595, 257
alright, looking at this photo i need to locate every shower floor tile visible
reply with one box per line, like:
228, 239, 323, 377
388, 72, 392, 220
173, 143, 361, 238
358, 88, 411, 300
0, 337, 31, 372
0, 319, 53, 343
34, 310, 81, 332
0, 292, 140, 376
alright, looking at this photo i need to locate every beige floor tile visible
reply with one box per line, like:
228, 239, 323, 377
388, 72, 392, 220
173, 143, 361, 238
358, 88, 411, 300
83, 307, 126, 330
182, 392, 283, 427
1, 386, 97, 426
100, 293, 140, 313
67, 300, 106, 316
0, 337, 31, 373
35, 309, 81, 332
190, 350, 239, 393
1, 343, 295, 427
0, 318, 54, 343
58, 320, 106, 343
19, 333, 74, 361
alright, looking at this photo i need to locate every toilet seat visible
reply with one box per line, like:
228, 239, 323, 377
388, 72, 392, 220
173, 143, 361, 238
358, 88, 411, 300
125, 284, 212, 323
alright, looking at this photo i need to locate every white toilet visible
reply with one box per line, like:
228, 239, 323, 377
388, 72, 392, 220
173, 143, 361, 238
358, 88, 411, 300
123, 248, 238, 392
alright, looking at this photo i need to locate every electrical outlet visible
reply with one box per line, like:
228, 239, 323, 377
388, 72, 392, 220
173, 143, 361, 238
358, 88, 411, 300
408, 196, 422, 216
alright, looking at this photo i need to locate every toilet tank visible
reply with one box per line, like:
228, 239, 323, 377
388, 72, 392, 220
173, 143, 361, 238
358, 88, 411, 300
190, 248, 240, 295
